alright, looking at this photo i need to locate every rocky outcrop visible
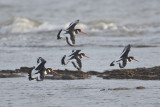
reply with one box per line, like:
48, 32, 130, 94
102, 66, 160, 80
1, 66, 160, 80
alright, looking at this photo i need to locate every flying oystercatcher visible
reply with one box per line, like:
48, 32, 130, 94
28, 57, 55, 81
110, 44, 138, 68
57, 20, 86, 46
61, 49, 89, 70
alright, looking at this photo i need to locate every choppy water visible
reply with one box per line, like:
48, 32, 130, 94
0, 0, 160, 107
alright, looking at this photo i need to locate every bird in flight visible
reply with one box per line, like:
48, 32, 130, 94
110, 44, 138, 68
61, 49, 89, 70
28, 57, 55, 81
57, 20, 86, 46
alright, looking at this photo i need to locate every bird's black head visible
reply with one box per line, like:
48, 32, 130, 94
80, 53, 89, 58
75, 29, 86, 34
128, 56, 138, 62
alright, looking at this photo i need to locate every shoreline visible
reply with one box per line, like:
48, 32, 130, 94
0, 66, 160, 80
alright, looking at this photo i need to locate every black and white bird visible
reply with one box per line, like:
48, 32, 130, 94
57, 20, 86, 46
28, 57, 50, 81
110, 44, 138, 68
61, 50, 89, 70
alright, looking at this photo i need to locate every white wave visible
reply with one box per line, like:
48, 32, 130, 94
1, 18, 158, 35
0, 17, 40, 34
0, 18, 89, 34
62, 21, 117, 32
26, 22, 59, 33
0, 18, 119, 34
0, 17, 57, 34
119, 24, 155, 34
90, 22, 118, 32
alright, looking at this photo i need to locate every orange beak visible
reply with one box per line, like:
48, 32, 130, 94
133, 58, 139, 62
52, 70, 55, 73
52, 70, 58, 75
84, 55, 89, 58
80, 31, 86, 34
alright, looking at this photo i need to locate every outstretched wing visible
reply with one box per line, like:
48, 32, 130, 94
35, 61, 46, 70
69, 33, 75, 45
39, 69, 45, 81
57, 29, 68, 39
28, 69, 38, 80
69, 49, 81, 57
71, 58, 82, 70
120, 44, 131, 58
119, 58, 127, 68
61, 55, 66, 65
66, 20, 79, 31
76, 58, 82, 69
110, 58, 127, 68
66, 35, 74, 46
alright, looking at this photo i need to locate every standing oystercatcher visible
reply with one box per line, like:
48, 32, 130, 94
28, 57, 48, 81
57, 20, 86, 46
61, 50, 89, 70
110, 44, 138, 68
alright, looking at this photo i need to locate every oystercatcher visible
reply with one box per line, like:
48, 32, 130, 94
61, 50, 89, 70
28, 57, 51, 81
57, 20, 86, 46
110, 44, 138, 68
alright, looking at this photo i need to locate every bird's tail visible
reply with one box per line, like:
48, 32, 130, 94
110, 61, 115, 66
61, 55, 66, 65
57, 29, 62, 39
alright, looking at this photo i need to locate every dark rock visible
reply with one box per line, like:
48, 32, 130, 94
19, 67, 34, 73
100, 89, 106, 91
102, 66, 160, 80
1, 66, 160, 80
136, 86, 145, 89
97, 74, 104, 78
45, 69, 91, 80
61, 75, 75, 80
0, 70, 17, 73
86, 71, 101, 75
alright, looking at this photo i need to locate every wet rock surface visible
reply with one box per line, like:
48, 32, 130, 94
102, 86, 146, 91
1, 66, 160, 80
136, 86, 145, 89
0, 73, 25, 78
102, 66, 160, 80
0, 67, 91, 79
45, 69, 91, 80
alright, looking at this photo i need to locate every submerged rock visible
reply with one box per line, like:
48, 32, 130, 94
100, 89, 106, 91
108, 87, 131, 90
108, 86, 146, 91
0, 73, 25, 78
